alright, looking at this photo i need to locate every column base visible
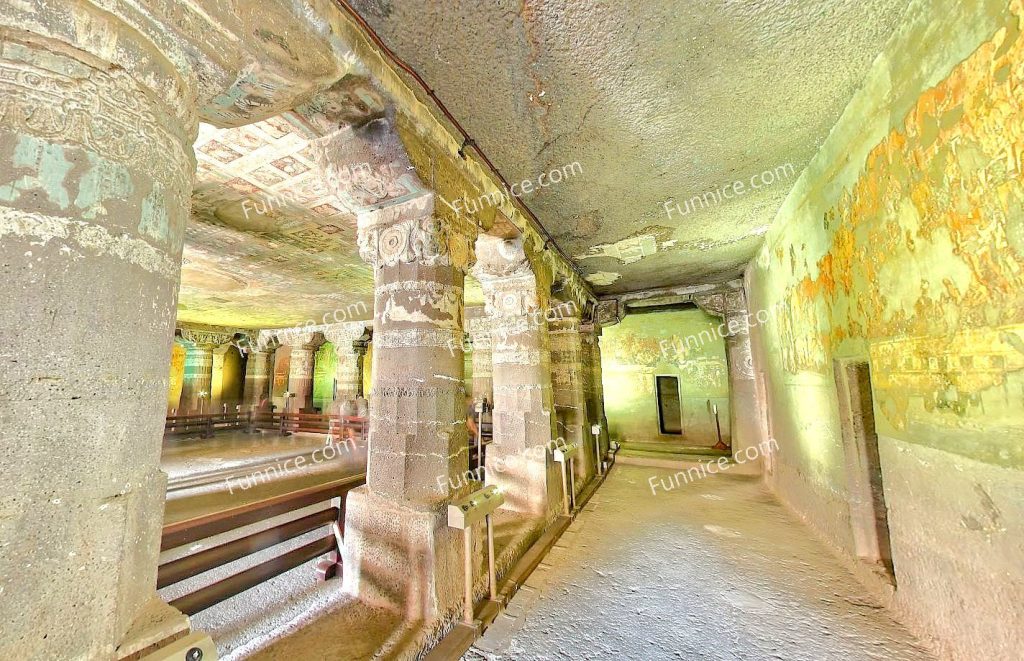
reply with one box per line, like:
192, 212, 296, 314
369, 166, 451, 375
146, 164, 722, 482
114, 598, 191, 661
342, 487, 470, 632
486, 449, 554, 517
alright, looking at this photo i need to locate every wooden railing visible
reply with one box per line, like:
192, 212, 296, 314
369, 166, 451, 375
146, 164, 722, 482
164, 410, 370, 443
251, 411, 369, 441
164, 411, 252, 438
329, 415, 369, 443
158, 474, 366, 616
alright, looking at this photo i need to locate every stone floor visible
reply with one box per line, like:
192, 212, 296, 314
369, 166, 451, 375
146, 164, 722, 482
162, 430, 361, 486
466, 465, 933, 661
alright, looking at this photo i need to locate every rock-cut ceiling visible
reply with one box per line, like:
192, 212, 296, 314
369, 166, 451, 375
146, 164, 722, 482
179, 0, 912, 328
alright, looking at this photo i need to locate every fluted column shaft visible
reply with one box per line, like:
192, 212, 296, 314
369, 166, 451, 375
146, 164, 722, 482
324, 323, 368, 410
286, 335, 317, 413
180, 345, 214, 413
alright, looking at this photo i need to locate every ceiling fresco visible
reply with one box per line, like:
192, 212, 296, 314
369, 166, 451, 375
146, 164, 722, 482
179, 106, 484, 329
179, 1, 912, 329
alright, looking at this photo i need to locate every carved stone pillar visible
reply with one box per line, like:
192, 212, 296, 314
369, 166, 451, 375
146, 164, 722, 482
324, 322, 368, 409
285, 332, 318, 413
179, 329, 232, 413
0, 9, 197, 657
473, 235, 560, 518
549, 313, 595, 491
0, 0, 374, 654
581, 322, 611, 460
244, 350, 272, 409
466, 316, 494, 405
179, 344, 214, 413
312, 111, 477, 632
694, 289, 760, 458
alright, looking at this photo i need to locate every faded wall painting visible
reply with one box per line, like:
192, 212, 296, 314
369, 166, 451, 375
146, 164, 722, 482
753, 3, 1024, 469
601, 308, 731, 447
745, 4, 1024, 657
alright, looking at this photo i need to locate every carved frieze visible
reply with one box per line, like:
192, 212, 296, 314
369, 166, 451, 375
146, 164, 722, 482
179, 328, 234, 348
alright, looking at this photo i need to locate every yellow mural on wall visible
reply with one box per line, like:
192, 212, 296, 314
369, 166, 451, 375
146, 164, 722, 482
765, 2, 1024, 465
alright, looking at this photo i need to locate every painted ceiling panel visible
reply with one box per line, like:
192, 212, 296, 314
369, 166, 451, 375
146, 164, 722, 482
180, 114, 483, 328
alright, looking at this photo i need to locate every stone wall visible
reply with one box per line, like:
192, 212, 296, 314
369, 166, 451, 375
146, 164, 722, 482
745, 0, 1024, 655
601, 308, 731, 447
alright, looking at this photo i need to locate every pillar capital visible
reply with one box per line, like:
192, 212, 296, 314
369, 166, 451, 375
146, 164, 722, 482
179, 328, 233, 349
472, 235, 544, 318
549, 312, 583, 334
323, 322, 370, 352
308, 110, 478, 273
692, 289, 747, 319
472, 235, 533, 282
358, 201, 476, 272
285, 331, 319, 350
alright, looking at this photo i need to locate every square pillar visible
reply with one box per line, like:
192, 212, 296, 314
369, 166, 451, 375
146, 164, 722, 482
581, 323, 611, 459
473, 235, 561, 519
340, 198, 476, 629
549, 314, 596, 491
466, 316, 494, 405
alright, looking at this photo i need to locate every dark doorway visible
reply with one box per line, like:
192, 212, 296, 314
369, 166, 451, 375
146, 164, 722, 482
656, 375, 683, 435
834, 360, 895, 581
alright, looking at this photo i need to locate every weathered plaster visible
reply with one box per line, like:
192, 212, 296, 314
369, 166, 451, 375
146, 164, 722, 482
745, 0, 1023, 656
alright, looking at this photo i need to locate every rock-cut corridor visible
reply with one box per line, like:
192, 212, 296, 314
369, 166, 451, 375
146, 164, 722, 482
468, 465, 930, 660
1, 0, 1020, 659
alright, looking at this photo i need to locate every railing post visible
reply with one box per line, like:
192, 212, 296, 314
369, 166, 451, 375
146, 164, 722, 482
316, 491, 347, 581
554, 442, 579, 516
